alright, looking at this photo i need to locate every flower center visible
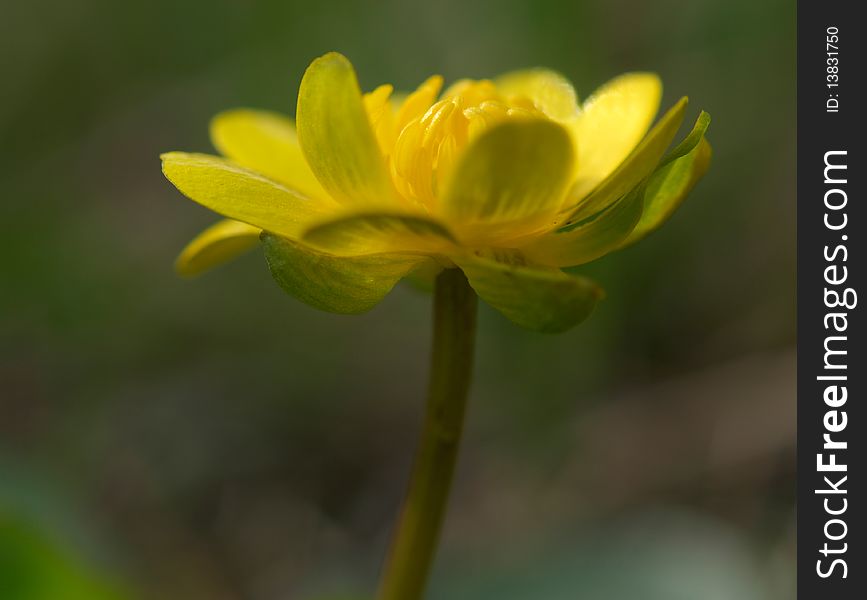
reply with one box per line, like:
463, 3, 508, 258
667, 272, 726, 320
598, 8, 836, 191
364, 77, 545, 212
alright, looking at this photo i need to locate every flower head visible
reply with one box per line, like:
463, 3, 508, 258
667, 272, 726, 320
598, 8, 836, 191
163, 52, 710, 332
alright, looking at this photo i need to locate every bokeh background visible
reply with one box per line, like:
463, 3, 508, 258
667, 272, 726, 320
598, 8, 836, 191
1, 0, 795, 598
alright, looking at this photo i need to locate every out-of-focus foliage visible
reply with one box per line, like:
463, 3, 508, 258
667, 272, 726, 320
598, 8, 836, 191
435, 512, 768, 600
0, 516, 125, 600
1, 0, 794, 598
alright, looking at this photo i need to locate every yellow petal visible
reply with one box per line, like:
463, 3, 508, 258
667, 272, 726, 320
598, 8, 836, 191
569, 73, 662, 200
395, 75, 443, 133
262, 234, 430, 314
442, 79, 500, 106
175, 219, 261, 277
564, 96, 688, 224
522, 182, 645, 267
454, 252, 604, 333
440, 119, 574, 244
363, 84, 397, 153
296, 52, 398, 208
209, 109, 327, 199
161, 152, 335, 239
302, 212, 456, 257
494, 68, 580, 121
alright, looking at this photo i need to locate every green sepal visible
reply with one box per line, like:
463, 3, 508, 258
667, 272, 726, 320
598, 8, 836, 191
455, 252, 604, 333
523, 182, 645, 267
621, 111, 712, 246
262, 233, 429, 314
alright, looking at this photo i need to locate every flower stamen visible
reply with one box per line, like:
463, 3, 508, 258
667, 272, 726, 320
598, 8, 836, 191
376, 78, 548, 212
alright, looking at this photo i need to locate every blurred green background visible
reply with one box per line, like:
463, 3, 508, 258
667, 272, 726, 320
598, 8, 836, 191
1, 0, 794, 598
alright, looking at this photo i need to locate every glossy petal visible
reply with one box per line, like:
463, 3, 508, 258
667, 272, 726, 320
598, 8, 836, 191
622, 111, 712, 246
564, 96, 688, 223
395, 75, 443, 133
175, 219, 261, 277
296, 52, 397, 208
363, 84, 397, 153
302, 212, 457, 257
161, 152, 334, 239
209, 109, 326, 198
441, 119, 574, 242
523, 182, 645, 267
262, 234, 429, 314
569, 73, 662, 199
494, 68, 580, 121
455, 253, 604, 333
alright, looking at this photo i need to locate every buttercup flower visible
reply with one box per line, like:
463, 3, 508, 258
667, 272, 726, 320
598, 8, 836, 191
163, 52, 710, 332
161, 51, 712, 600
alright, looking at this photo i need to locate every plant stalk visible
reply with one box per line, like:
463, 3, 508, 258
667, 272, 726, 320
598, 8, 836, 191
377, 268, 477, 600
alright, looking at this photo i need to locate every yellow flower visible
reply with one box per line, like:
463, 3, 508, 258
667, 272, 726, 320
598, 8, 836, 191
163, 52, 710, 332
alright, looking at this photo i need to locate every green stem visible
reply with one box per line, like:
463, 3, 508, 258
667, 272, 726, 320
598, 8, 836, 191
377, 268, 478, 600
